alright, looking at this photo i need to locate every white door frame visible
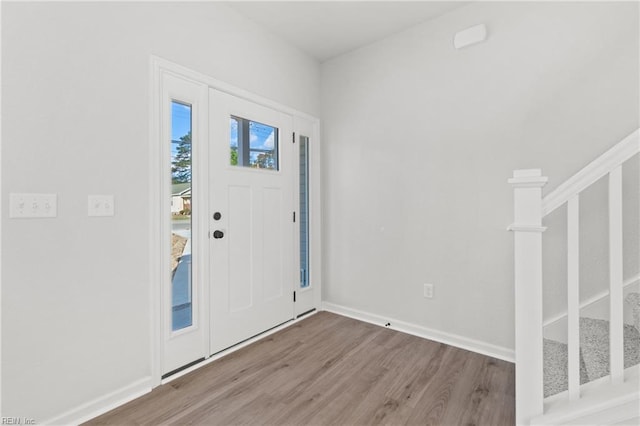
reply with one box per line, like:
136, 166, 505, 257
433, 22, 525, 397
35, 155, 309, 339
149, 56, 321, 386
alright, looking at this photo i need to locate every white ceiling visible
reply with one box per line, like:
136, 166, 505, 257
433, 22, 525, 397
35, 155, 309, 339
224, 1, 470, 62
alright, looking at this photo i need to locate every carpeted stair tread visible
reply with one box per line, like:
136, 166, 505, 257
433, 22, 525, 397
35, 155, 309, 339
543, 338, 589, 397
544, 316, 640, 398
626, 292, 640, 332
579, 317, 640, 382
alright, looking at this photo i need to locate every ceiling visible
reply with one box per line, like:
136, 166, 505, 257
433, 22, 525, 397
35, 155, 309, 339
224, 1, 470, 62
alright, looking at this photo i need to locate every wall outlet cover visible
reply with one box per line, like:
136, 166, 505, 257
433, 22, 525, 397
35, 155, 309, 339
424, 283, 434, 299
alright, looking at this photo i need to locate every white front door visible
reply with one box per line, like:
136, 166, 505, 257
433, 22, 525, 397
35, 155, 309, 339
209, 89, 295, 354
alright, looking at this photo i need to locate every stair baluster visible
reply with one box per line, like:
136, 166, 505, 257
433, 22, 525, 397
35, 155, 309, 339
609, 165, 624, 385
567, 195, 581, 400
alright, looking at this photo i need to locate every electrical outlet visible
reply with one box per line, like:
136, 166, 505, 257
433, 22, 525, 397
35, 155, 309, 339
88, 195, 115, 217
423, 283, 434, 299
10, 193, 57, 218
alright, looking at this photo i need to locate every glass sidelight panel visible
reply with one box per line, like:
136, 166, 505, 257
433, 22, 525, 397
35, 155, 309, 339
171, 101, 193, 331
299, 135, 310, 288
230, 116, 279, 170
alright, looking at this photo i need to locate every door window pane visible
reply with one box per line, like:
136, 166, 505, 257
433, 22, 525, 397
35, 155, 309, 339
171, 101, 193, 331
299, 135, 310, 288
230, 115, 279, 170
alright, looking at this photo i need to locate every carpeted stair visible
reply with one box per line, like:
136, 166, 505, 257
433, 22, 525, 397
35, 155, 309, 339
544, 292, 640, 398
627, 292, 640, 331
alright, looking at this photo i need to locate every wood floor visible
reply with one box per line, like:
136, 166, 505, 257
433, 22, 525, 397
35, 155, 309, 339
86, 312, 515, 425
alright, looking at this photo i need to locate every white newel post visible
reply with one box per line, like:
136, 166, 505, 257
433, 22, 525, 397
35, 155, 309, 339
508, 169, 548, 425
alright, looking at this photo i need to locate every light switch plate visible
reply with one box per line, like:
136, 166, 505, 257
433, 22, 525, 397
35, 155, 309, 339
88, 195, 115, 217
423, 283, 434, 299
10, 193, 57, 218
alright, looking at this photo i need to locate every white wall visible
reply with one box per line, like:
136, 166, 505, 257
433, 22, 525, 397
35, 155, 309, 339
320, 1, 638, 352
1, 2, 319, 421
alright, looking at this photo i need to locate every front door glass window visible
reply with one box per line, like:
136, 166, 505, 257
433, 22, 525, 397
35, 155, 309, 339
230, 116, 279, 170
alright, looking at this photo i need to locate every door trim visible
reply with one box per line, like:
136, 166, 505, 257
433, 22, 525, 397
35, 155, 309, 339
149, 56, 321, 387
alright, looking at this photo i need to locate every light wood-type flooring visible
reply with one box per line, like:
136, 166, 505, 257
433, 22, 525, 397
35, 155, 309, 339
86, 311, 515, 425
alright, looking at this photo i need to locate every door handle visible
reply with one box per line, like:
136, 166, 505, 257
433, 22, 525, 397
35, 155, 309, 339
213, 230, 224, 239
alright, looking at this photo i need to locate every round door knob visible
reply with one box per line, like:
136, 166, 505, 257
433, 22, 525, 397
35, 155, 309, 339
213, 230, 224, 239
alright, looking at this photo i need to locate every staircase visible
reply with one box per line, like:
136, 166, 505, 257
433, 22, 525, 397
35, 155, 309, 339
509, 128, 640, 425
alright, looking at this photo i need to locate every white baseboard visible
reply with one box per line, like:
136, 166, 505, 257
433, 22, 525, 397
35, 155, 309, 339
565, 399, 640, 426
534, 366, 640, 425
537, 397, 640, 426
43, 376, 153, 426
321, 302, 514, 363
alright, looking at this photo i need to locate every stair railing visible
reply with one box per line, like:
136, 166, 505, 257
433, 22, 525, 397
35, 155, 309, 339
508, 128, 639, 425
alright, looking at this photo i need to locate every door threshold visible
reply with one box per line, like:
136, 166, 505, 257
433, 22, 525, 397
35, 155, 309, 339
160, 312, 316, 385
210, 318, 294, 358
297, 308, 316, 319
161, 357, 206, 380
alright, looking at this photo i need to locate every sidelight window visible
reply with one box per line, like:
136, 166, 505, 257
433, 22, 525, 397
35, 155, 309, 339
299, 135, 310, 288
170, 101, 193, 331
